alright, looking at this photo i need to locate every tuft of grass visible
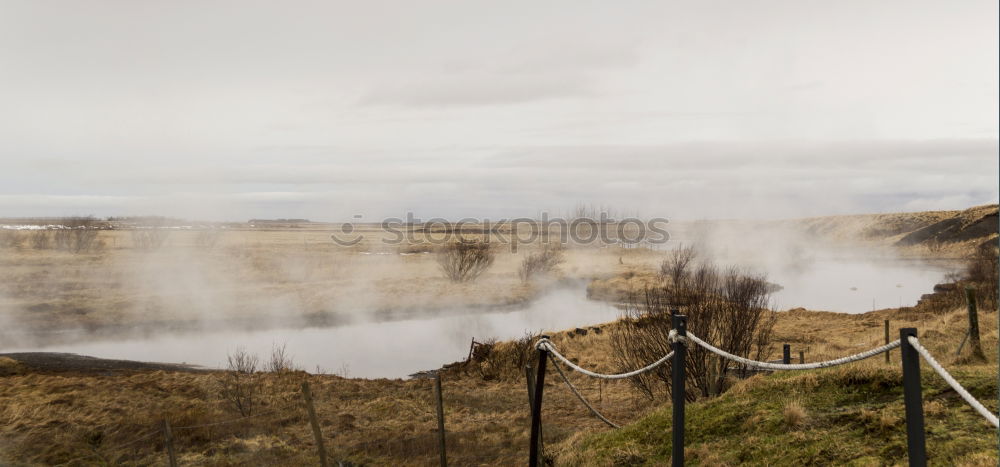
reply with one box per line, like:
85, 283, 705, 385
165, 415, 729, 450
782, 400, 808, 429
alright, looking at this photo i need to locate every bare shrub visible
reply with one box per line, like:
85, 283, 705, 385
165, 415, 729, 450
53, 217, 102, 253
437, 239, 495, 282
611, 252, 776, 400
131, 229, 170, 251
660, 244, 697, 286
0, 230, 24, 249
471, 331, 539, 380
519, 247, 564, 282
965, 241, 998, 308
265, 343, 296, 373
218, 347, 262, 416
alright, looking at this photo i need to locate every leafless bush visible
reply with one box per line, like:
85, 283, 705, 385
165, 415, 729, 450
965, 241, 998, 308
519, 247, 564, 282
471, 331, 539, 380
131, 229, 170, 251
218, 347, 262, 416
52, 217, 103, 253
612, 254, 775, 401
660, 244, 697, 286
437, 240, 495, 282
0, 230, 24, 249
265, 343, 296, 373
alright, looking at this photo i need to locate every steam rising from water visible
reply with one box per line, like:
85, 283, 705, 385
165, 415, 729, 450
5, 287, 616, 378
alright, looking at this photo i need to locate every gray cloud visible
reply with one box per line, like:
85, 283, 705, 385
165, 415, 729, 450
0, 1, 995, 221
360, 76, 596, 108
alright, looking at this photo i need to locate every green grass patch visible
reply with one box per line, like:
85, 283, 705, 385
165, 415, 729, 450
558, 365, 998, 466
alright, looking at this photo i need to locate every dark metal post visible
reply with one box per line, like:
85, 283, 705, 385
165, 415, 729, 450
900, 328, 926, 467
671, 314, 686, 467
529, 337, 549, 467
884, 320, 891, 364
965, 287, 985, 360
782, 344, 791, 364
434, 373, 448, 467
525, 365, 535, 406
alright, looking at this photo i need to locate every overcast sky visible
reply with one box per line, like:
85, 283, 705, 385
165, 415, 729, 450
1, 0, 997, 222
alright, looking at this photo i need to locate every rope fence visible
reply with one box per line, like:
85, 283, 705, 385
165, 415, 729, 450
678, 330, 901, 370
538, 337, 674, 379
906, 336, 999, 428
529, 317, 998, 467
547, 353, 621, 429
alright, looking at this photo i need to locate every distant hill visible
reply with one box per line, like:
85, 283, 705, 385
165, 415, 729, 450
248, 218, 312, 224
791, 204, 998, 256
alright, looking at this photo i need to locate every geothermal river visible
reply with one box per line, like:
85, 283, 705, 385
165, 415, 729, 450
7, 288, 617, 379
4, 257, 958, 378
768, 256, 958, 313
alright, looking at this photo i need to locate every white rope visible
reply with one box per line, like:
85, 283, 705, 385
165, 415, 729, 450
682, 330, 900, 370
548, 354, 620, 429
907, 336, 999, 428
536, 338, 674, 380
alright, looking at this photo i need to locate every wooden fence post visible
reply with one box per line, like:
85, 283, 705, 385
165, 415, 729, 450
163, 419, 178, 467
529, 337, 549, 467
965, 287, 985, 360
434, 373, 448, 467
899, 328, 926, 467
798, 351, 804, 364
671, 314, 687, 467
301, 381, 330, 467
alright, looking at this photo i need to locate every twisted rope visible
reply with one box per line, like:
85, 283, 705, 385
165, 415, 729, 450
907, 336, 999, 428
681, 330, 900, 370
536, 338, 674, 380
547, 353, 620, 429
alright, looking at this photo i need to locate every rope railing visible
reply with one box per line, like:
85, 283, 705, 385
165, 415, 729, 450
529, 322, 997, 467
678, 330, 901, 370
535, 331, 903, 432
906, 336, 999, 428
536, 337, 674, 380
547, 353, 621, 428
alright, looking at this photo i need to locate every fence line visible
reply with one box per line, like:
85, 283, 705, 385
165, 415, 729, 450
907, 336, 999, 427
538, 336, 674, 379
530, 323, 997, 467
547, 353, 621, 428
679, 330, 901, 370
